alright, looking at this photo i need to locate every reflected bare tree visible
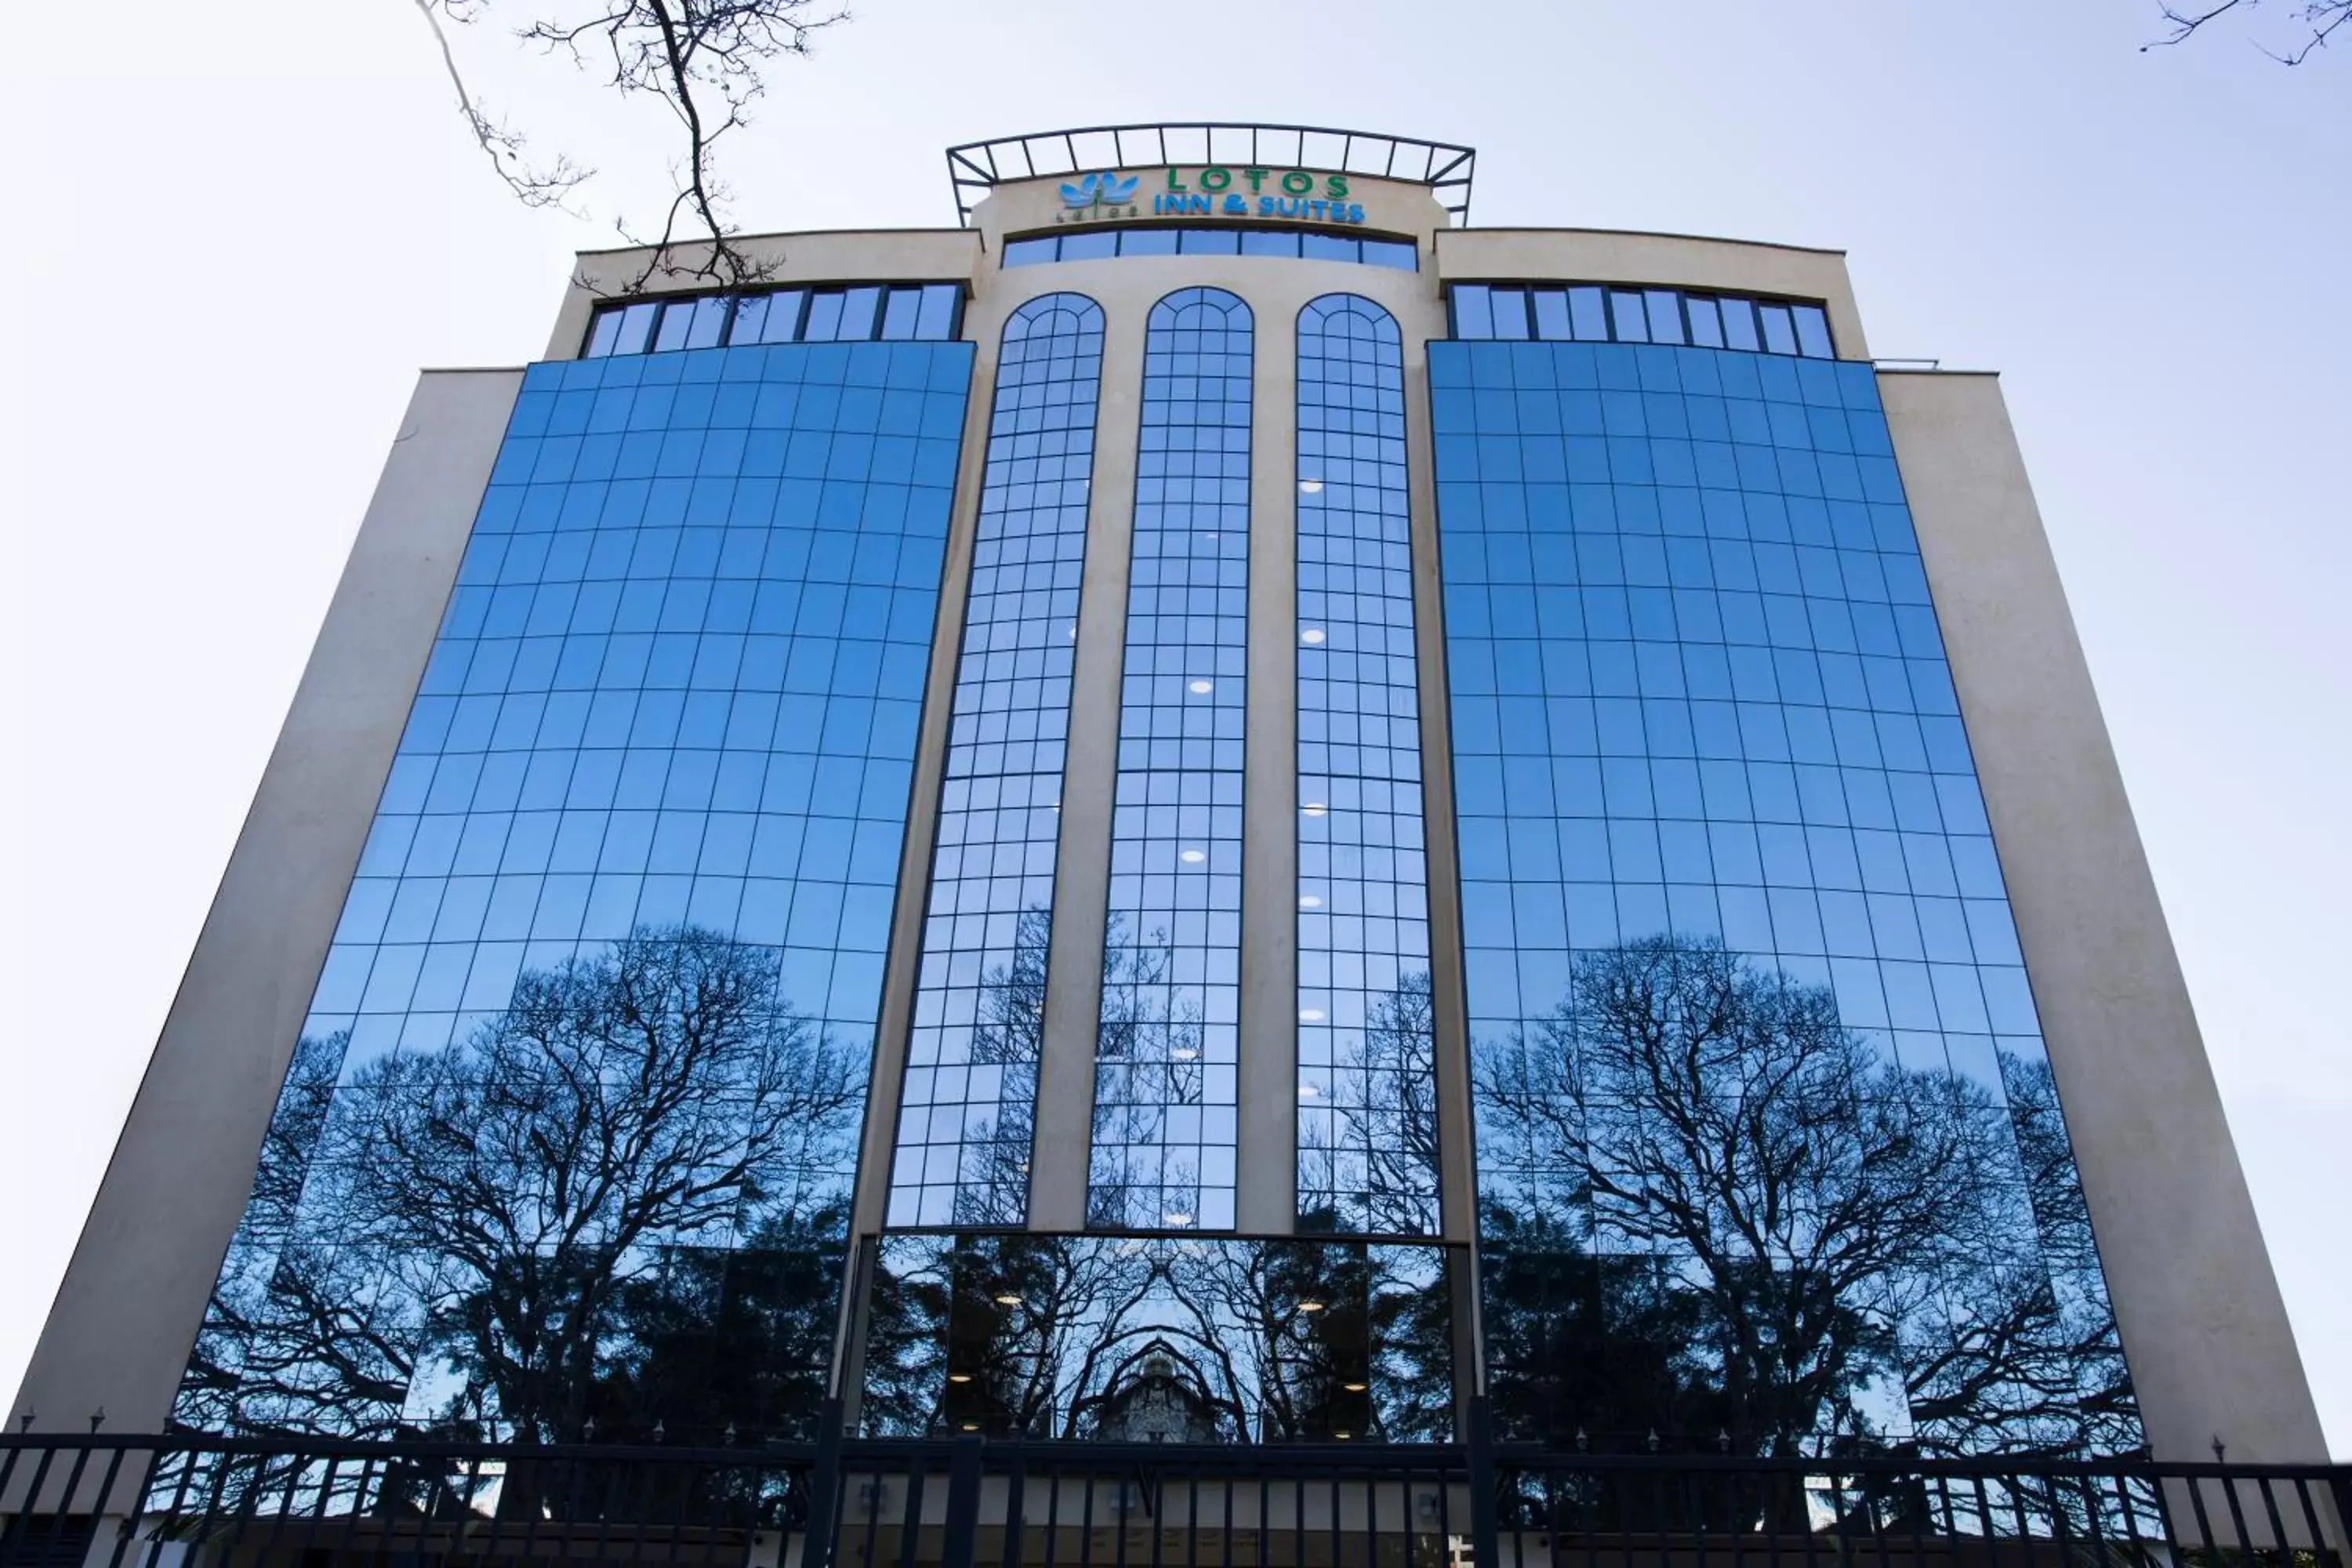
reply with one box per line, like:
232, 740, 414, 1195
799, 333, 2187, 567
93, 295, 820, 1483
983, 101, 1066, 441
1475, 934, 2137, 1463
951, 906, 1051, 1226
1300, 971, 1440, 1235
1088, 916, 1208, 1229
176, 924, 862, 1456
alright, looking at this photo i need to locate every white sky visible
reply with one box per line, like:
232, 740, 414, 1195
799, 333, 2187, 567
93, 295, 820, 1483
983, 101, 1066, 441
1, 0, 2343, 1453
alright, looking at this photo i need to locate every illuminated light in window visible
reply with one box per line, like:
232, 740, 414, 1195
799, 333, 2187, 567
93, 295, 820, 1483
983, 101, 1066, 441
1188, 679, 1214, 694
1301, 627, 1326, 644
1298, 1299, 1327, 1313
1180, 848, 1206, 864
1343, 1381, 1369, 1392
1172, 1047, 1199, 1060
1301, 803, 1327, 816
1164, 1212, 1192, 1226
960, 1422, 981, 1432
1300, 1008, 1325, 1022
1298, 894, 1323, 909
948, 1373, 973, 1384
993, 1293, 1023, 1307
1299, 480, 1324, 494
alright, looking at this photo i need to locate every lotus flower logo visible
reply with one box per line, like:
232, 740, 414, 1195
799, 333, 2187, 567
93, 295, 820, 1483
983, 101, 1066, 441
1060, 171, 1139, 209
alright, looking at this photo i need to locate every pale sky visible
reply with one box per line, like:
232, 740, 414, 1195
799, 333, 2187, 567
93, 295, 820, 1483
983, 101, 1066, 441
1, 0, 2343, 1451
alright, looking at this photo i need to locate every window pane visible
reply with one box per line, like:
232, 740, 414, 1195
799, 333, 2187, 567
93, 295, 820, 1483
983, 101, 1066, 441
1241, 230, 1297, 256
837, 285, 884, 340
1793, 303, 1835, 358
585, 307, 624, 358
801, 289, 846, 342
653, 299, 698, 352
1489, 288, 1530, 340
726, 294, 768, 345
613, 299, 659, 354
1644, 289, 1686, 346
879, 286, 921, 341
1686, 295, 1724, 349
1003, 235, 1058, 267
1608, 290, 1648, 343
685, 295, 730, 349
760, 289, 808, 343
1060, 230, 1117, 262
1720, 296, 1760, 352
1759, 303, 1798, 355
1531, 289, 1572, 341
1178, 228, 1240, 255
1362, 238, 1418, 270
1567, 286, 1608, 341
1452, 285, 1494, 339
1300, 232, 1356, 263
915, 283, 961, 339
1119, 228, 1178, 256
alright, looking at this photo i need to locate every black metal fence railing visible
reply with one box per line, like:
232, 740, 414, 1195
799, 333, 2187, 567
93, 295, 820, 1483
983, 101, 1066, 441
3, 1421, 2347, 1568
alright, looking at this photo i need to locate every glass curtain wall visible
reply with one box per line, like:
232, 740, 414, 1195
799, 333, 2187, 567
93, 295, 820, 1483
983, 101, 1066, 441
1089, 288, 1254, 1232
172, 339, 972, 1445
891, 294, 1105, 1229
1432, 338, 2141, 1457
1293, 295, 1438, 1236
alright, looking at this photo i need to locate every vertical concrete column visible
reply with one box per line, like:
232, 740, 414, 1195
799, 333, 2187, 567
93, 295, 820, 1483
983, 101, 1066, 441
1025, 300, 1149, 1230
1235, 298, 1301, 1236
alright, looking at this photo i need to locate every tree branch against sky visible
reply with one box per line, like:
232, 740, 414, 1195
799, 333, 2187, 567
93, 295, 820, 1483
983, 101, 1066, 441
2147, 0, 2349, 63
413, 0, 848, 289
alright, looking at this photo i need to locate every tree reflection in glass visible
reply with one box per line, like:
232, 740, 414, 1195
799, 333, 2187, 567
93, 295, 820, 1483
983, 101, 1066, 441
1474, 933, 2139, 1458
862, 1233, 1454, 1442
173, 923, 864, 1446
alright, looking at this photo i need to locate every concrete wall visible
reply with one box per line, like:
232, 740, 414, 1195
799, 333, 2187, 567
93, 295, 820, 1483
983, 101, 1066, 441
9, 368, 522, 1433
1880, 368, 2327, 1462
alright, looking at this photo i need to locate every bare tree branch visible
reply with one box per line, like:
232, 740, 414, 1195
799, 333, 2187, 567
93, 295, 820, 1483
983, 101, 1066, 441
2146, 0, 2349, 63
411, 0, 592, 211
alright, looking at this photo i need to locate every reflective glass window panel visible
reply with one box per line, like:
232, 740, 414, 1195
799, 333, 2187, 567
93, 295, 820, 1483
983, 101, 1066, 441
916, 284, 963, 339
1091, 287, 1252, 1233
1568, 285, 1609, 341
1643, 289, 1686, 345
802, 289, 847, 342
1721, 294, 1761, 351
1060, 230, 1118, 262
1794, 303, 1835, 358
1363, 238, 1418, 270
1430, 335, 2142, 1459
1301, 232, 1357, 263
837, 285, 884, 340
890, 294, 1105, 1229
1295, 295, 1436, 1236
1759, 300, 1798, 354
1488, 288, 1531, 340
1607, 289, 1649, 342
174, 336, 978, 1446
652, 298, 698, 352
613, 300, 659, 354
1178, 228, 1241, 255
584, 307, 625, 358
1530, 289, 1572, 341
1003, 236, 1057, 267
879, 286, 922, 341
728, 292, 771, 345
684, 294, 731, 348
1452, 284, 1494, 339
1120, 228, 1180, 256
1243, 230, 1301, 257
760, 289, 808, 343
1686, 293, 1725, 348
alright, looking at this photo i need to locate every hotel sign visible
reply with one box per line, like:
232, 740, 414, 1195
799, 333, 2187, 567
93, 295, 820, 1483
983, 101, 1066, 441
1057, 167, 1370, 227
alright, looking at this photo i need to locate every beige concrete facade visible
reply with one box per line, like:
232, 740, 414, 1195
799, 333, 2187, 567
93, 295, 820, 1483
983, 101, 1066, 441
13, 155, 2323, 1464
9, 368, 523, 1433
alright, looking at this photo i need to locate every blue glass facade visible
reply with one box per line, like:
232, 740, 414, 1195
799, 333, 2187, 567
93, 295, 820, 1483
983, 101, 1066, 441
1433, 338, 2140, 1456
891, 295, 1104, 1229
176, 339, 973, 1443
1293, 295, 1437, 1236
1090, 288, 1254, 1232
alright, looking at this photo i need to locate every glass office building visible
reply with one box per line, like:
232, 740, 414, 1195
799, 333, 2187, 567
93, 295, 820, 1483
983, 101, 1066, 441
14, 126, 2324, 1471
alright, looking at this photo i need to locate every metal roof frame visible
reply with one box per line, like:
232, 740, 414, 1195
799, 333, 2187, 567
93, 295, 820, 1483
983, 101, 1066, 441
945, 122, 1476, 227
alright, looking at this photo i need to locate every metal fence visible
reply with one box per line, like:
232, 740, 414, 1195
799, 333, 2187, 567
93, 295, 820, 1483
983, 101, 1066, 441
5, 1418, 2346, 1568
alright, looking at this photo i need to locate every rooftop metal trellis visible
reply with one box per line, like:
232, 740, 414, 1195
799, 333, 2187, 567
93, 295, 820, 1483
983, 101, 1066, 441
944, 123, 1476, 227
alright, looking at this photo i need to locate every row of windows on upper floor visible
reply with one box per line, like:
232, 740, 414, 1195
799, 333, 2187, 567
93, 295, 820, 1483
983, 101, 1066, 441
583, 283, 967, 358
1002, 225, 1421, 271
577, 274, 1835, 367
1452, 284, 1837, 358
